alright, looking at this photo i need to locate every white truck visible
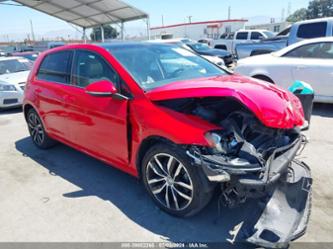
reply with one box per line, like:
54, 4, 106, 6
211, 30, 275, 54
235, 17, 333, 59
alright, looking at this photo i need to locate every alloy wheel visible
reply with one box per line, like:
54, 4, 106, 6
146, 153, 194, 211
28, 112, 45, 146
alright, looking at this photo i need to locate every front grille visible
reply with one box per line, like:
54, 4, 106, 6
3, 98, 18, 105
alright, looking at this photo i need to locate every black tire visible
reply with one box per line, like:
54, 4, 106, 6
252, 75, 274, 84
214, 45, 227, 50
141, 143, 214, 217
27, 108, 57, 149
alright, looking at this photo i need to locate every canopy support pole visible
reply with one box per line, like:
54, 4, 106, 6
83, 27, 87, 43
101, 25, 105, 42
146, 17, 150, 40
120, 22, 124, 40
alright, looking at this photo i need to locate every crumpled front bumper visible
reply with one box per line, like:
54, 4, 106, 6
242, 160, 312, 248
187, 136, 312, 248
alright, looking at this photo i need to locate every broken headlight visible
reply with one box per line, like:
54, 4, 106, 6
204, 131, 239, 154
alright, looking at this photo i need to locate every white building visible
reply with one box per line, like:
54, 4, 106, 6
150, 19, 247, 41
246, 21, 291, 33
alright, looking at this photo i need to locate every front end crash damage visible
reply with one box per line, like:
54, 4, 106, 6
157, 97, 312, 248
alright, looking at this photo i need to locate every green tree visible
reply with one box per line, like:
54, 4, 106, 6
307, 0, 333, 19
90, 24, 119, 41
287, 0, 333, 22
287, 8, 308, 22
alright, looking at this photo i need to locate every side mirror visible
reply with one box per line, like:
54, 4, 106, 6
85, 80, 118, 97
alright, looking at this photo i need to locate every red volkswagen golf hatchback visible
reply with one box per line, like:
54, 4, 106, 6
23, 43, 311, 247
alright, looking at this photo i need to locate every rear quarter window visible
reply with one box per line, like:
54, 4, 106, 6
37, 51, 72, 84
297, 22, 327, 39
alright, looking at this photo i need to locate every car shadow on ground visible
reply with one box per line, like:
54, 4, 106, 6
15, 137, 262, 249
0, 107, 22, 116
312, 103, 333, 118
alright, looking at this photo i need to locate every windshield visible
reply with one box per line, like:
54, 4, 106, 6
263, 31, 275, 38
105, 43, 226, 91
187, 43, 210, 52
0, 58, 32, 75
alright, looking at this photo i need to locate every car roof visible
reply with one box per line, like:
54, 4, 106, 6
275, 36, 333, 56
295, 17, 333, 25
98, 41, 180, 49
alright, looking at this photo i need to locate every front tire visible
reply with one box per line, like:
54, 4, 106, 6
142, 143, 213, 217
27, 109, 57, 149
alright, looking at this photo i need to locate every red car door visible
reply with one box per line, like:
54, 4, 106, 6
64, 50, 129, 167
33, 50, 73, 139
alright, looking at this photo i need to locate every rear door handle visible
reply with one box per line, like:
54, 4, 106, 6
35, 88, 42, 94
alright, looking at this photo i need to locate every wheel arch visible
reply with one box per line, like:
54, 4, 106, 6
23, 103, 35, 122
252, 74, 275, 84
135, 136, 216, 194
135, 136, 176, 179
23, 103, 48, 132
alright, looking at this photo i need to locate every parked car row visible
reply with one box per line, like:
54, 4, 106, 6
235, 17, 333, 59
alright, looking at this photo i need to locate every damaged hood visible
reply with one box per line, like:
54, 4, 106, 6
146, 75, 304, 129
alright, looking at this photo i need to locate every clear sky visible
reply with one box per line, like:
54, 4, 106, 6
0, 0, 311, 42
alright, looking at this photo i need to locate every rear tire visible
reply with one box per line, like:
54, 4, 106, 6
141, 143, 214, 217
27, 109, 57, 149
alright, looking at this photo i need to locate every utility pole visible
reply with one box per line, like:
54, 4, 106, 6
187, 16, 192, 23
287, 1, 292, 17
30, 19, 35, 42
281, 8, 285, 21
161, 15, 164, 26
228, 6, 231, 20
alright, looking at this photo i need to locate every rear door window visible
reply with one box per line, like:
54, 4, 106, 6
297, 22, 327, 39
284, 42, 333, 59
37, 51, 73, 84
236, 32, 248, 40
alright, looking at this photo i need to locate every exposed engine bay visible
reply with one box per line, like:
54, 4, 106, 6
158, 97, 302, 178
157, 97, 312, 248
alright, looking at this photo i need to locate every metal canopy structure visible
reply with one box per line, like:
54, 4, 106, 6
13, 0, 150, 41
